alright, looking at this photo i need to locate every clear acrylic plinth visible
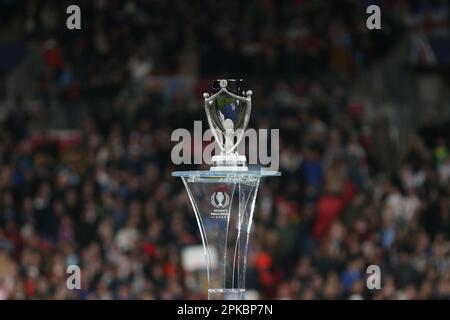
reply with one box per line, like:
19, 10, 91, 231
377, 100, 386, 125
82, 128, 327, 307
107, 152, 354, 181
172, 170, 280, 299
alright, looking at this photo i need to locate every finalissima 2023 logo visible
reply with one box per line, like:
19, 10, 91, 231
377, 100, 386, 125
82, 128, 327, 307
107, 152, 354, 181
210, 191, 231, 218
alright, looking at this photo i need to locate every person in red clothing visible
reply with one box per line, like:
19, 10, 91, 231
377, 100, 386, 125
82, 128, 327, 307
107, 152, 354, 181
42, 39, 63, 71
314, 194, 345, 238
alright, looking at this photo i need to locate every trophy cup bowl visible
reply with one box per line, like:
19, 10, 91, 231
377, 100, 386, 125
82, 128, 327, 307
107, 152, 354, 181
173, 79, 280, 300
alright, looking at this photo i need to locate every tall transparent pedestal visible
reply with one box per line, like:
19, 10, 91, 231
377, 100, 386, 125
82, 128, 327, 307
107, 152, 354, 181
172, 170, 280, 300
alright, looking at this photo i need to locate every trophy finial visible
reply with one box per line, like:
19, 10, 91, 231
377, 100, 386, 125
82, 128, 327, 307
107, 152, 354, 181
219, 79, 227, 88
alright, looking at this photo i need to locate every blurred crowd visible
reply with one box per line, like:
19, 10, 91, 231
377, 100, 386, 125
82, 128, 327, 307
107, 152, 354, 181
1, 0, 450, 300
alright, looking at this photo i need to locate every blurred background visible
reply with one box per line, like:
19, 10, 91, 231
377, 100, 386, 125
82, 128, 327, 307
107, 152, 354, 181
0, 0, 450, 300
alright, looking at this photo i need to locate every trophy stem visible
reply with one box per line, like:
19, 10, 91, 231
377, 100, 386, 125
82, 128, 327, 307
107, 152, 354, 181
224, 128, 235, 153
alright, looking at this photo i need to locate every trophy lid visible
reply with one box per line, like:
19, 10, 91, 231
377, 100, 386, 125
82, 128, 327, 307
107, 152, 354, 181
212, 79, 243, 95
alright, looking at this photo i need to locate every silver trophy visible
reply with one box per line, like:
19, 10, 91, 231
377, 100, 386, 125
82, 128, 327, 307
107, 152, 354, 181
203, 79, 252, 171
173, 79, 279, 300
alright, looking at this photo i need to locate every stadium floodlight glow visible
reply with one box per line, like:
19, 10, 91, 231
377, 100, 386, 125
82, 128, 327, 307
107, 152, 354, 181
173, 79, 280, 300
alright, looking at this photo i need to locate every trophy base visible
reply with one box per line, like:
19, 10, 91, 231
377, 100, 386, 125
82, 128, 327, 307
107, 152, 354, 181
172, 170, 280, 300
211, 154, 248, 171
208, 288, 246, 300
